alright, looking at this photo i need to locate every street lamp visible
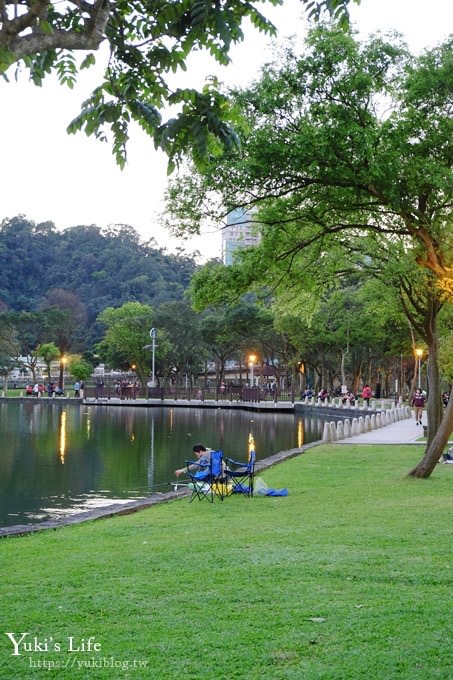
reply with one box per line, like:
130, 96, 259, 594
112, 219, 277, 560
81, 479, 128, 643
61, 356, 67, 392
150, 328, 157, 387
415, 348, 423, 389
143, 328, 158, 393
248, 353, 257, 388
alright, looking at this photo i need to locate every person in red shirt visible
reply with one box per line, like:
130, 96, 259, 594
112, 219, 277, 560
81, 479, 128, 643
411, 388, 425, 425
362, 384, 372, 406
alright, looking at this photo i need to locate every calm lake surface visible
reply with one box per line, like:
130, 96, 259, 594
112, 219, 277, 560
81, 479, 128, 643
0, 401, 327, 527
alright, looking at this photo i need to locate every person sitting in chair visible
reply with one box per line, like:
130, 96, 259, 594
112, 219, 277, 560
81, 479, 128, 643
175, 443, 212, 478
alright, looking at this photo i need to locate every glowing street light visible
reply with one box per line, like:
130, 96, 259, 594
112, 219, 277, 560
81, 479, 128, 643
415, 348, 423, 389
60, 356, 67, 391
248, 353, 257, 388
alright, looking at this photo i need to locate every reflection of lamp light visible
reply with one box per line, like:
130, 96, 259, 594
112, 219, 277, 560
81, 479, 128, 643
415, 348, 423, 389
248, 431, 255, 455
86, 411, 92, 440
297, 419, 304, 448
248, 353, 257, 388
59, 410, 67, 464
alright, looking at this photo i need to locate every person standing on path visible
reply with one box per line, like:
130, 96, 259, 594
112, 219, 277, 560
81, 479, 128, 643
362, 384, 372, 407
411, 388, 425, 425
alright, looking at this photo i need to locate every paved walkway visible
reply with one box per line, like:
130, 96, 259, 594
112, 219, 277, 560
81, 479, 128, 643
338, 412, 424, 445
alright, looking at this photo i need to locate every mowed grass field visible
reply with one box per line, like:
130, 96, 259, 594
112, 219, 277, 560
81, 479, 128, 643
1, 443, 452, 679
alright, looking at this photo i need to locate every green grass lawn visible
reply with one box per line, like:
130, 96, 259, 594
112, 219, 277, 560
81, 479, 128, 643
1, 444, 452, 679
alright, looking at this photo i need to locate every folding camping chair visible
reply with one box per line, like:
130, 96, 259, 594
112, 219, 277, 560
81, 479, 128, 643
225, 450, 256, 497
185, 449, 226, 502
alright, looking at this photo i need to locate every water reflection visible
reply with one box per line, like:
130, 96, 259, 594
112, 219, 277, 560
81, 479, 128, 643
0, 402, 329, 528
59, 410, 67, 464
298, 419, 304, 448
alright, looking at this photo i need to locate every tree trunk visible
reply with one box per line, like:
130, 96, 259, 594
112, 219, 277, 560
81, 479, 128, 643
408, 385, 453, 478
340, 349, 346, 388
407, 292, 447, 478
425, 337, 443, 447
352, 360, 362, 395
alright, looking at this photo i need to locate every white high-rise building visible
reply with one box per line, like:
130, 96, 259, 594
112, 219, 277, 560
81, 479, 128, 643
221, 208, 260, 265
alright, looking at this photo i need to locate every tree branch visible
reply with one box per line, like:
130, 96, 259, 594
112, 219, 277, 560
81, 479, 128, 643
1, 0, 110, 57
2, 0, 49, 39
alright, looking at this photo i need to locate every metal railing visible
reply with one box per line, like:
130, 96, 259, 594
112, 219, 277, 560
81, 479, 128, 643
82, 383, 295, 403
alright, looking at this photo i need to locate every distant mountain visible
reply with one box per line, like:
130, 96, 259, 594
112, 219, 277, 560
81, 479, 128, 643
0, 216, 198, 340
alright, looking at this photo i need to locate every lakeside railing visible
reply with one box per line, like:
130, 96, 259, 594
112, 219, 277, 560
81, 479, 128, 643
3, 383, 403, 412
83, 383, 288, 403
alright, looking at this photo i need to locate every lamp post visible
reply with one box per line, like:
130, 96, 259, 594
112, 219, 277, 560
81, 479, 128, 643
415, 348, 423, 389
150, 328, 157, 387
61, 356, 67, 392
248, 353, 256, 388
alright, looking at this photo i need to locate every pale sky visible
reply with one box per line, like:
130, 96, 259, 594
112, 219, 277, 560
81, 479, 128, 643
0, 0, 451, 260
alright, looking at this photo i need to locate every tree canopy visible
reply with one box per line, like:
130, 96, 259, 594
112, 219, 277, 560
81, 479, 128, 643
170, 27, 452, 290
167, 26, 453, 476
96, 301, 154, 385
0, 1, 359, 169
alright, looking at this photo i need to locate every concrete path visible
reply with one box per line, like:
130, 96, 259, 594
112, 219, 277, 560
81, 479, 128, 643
338, 412, 424, 445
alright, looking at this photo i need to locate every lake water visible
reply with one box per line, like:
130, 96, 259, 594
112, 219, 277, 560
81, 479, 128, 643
0, 401, 327, 527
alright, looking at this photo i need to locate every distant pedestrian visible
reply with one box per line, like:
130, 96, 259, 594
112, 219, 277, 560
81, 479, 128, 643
318, 388, 328, 403
411, 388, 425, 425
362, 384, 372, 406
95, 379, 104, 399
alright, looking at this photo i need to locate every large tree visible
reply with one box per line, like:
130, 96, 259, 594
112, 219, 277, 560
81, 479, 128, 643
0, 318, 20, 388
168, 27, 453, 477
39, 341, 60, 381
0, 1, 357, 169
97, 301, 154, 386
152, 300, 205, 386
40, 288, 87, 386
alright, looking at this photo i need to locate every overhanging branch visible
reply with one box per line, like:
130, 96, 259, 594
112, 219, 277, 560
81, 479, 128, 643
1, 0, 110, 58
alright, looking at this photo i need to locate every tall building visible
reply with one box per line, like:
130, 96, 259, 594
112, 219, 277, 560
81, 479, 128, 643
221, 208, 260, 265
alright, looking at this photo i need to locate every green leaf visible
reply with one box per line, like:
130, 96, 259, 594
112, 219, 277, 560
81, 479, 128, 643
0, 47, 15, 73
80, 53, 96, 70
38, 20, 54, 35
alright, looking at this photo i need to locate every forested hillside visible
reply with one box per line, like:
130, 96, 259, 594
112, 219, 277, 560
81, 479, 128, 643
0, 216, 199, 329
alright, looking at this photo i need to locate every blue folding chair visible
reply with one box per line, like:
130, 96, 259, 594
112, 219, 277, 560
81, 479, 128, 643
225, 450, 256, 497
185, 450, 225, 502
